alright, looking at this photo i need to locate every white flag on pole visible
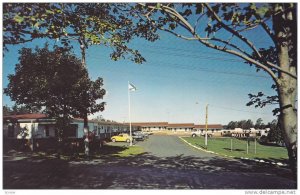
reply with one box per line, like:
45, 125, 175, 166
128, 83, 137, 91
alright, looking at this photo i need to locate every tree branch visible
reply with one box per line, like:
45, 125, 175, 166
204, 3, 264, 60
254, 14, 276, 44
194, 13, 206, 32
158, 27, 199, 40
139, 3, 297, 80
210, 37, 252, 58
196, 35, 280, 84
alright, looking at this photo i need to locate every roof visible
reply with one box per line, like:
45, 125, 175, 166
194, 124, 223, 129
3, 113, 48, 120
3, 114, 223, 128
168, 123, 195, 128
128, 122, 169, 127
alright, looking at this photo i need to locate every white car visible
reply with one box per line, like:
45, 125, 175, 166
191, 130, 212, 137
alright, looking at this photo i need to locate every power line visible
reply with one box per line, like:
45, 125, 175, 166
85, 61, 273, 90
131, 43, 240, 58
86, 53, 270, 79
209, 104, 272, 115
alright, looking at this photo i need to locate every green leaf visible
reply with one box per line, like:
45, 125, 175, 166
250, 3, 256, 10
195, 4, 204, 14
33, 22, 40, 28
13, 15, 24, 23
256, 6, 269, 17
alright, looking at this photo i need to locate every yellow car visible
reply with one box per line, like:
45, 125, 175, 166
111, 133, 133, 143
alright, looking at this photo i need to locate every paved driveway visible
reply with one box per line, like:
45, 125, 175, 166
137, 134, 215, 158
3, 135, 296, 189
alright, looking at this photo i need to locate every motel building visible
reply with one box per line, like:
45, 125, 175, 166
3, 113, 269, 150
3, 114, 223, 141
129, 122, 223, 136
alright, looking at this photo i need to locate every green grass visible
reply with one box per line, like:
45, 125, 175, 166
115, 145, 144, 157
182, 137, 288, 161
100, 144, 144, 157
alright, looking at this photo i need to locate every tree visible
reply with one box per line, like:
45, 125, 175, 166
4, 45, 106, 153
227, 119, 253, 129
3, 104, 41, 115
245, 119, 254, 129
255, 118, 263, 129
226, 121, 237, 129
267, 119, 284, 145
137, 3, 297, 178
3, 105, 12, 116
237, 120, 247, 129
3, 3, 159, 154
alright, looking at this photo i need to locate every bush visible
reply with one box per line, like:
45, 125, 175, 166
259, 135, 268, 144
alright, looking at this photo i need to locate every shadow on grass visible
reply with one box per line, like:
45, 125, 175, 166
98, 145, 128, 156
223, 148, 245, 152
3, 148, 296, 189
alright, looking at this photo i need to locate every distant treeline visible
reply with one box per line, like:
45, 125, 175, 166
225, 118, 283, 144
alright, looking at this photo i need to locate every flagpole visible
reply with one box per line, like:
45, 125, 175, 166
128, 81, 133, 146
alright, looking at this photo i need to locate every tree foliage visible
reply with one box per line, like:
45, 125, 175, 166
4, 45, 106, 139
226, 119, 256, 129
267, 119, 284, 144
3, 3, 159, 63
3, 104, 41, 115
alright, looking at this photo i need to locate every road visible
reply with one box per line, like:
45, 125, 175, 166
3, 135, 296, 189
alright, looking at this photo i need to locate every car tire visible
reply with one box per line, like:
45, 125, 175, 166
112, 138, 116, 142
126, 139, 130, 143
192, 134, 196, 137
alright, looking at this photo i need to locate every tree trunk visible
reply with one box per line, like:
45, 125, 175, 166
84, 114, 90, 157
278, 82, 297, 180
79, 36, 90, 158
273, 3, 297, 180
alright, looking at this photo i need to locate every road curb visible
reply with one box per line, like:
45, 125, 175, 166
178, 136, 288, 167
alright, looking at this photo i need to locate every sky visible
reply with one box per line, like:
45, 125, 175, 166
2, 4, 279, 125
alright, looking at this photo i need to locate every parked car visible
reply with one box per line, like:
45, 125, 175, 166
191, 130, 212, 138
132, 131, 145, 141
111, 133, 133, 143
141, 132, 149, 139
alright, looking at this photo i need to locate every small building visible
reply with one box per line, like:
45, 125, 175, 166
3, 114, 132, 140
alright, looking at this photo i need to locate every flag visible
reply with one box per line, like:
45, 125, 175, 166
128, 82, 137, 91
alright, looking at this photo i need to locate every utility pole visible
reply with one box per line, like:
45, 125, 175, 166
205, 104, 208, 149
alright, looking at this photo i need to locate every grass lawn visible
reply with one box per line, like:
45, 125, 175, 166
115, 145, 144, 157
100, 144, 144, 157
182, 137, 288, 162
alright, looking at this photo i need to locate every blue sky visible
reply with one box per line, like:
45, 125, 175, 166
2, 7, 278, 125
